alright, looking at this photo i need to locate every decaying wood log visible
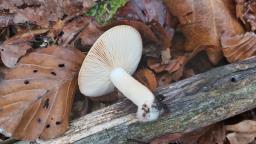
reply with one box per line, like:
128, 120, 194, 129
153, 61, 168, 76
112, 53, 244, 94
40, 57, 256, 144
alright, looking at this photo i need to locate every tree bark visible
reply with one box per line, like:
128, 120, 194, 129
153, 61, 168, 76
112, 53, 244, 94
40, 58, 256, 144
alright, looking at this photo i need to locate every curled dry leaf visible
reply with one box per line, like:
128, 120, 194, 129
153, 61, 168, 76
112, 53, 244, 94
236, 0, 256, 31
0, 29, 48, 68
77, 20, 104, 49
177, 124, 225, 144
59, 16, 91, 46
147, 56, 187, 81
0, 0, 95, 28
115, 0, 174, 62
221, 32, 256, 63
165, 56, 186, 73
116, 0, 170, 26
147, 58, 166, 73
134, 68, 157, 91
165, 0, 244, 64
226, 120, 256, 133
0, 46, 84, 140
107, 20, 159, 44
226, 132, 256, 144
225, 120, 256, 144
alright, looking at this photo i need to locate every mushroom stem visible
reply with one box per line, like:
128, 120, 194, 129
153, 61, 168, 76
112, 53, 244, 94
110, 67, 154, 106
110, 67, 161, 122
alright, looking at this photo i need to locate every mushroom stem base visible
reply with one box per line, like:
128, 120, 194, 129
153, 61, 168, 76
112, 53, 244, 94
110, 67, 154, 107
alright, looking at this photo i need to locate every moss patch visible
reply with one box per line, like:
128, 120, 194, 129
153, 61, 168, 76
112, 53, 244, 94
86, 0, 128, 25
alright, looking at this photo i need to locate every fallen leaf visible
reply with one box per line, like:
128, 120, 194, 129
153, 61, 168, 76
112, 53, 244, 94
165, 0, 244, 64
236, 0, 256, 31
225, 120, 256, 144
0, 0, 95, 28
59, 16, 91, 46
226, 132, 256, 144
197, 124, 225, 144
176, 124, 225, 144
147, 58, 165, 73
134, 68, 157, 91
226, 120, 256, 133
77, 20, 104, 50
187, 51, 215, 74
89, 91, 120, 103
116, 0, 172, 26
106, 20, 159, 44
221, 32, 256, 63
183, 68, 195, 79
70, 92, 89, 120
0, 45, 84, 140
0, 29, 48, 68
150, 133, 182, 144
115, 0, 174, 63
157, 73, 173, 87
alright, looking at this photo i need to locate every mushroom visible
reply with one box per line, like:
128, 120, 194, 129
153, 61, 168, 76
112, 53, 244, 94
78, 25, 163, 122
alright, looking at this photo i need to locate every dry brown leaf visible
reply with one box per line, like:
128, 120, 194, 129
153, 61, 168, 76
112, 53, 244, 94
115, 0, 174, 63
77, 20, 104, 50
0, 0, 94, 28
221, 32, 256, 63
147, 58, 166, 73
165, 0, 244, 64
225, 120, 256, 144
134, 68, 157, 91
157, 73, 173, 87
226, 120, 256, 133
226, 132, 256, 144
106, 20, 159, 45
70, 92, 89, 120
183, 68, 195, 79
175, 124, 225, 144
0, 29, 48, 68
0, 45, 84, 140
59, 16, 91, 46
116, 0, 174, 27
89, 91, 120, 103
236, 0, 256, 31
150, 133, 182, 144
197, 124, 225, 144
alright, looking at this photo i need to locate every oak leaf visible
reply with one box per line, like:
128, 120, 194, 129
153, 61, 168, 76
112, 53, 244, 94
0, 46, 84, 140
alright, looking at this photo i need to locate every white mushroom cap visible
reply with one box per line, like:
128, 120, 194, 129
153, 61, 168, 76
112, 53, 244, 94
78, 25, 142, 96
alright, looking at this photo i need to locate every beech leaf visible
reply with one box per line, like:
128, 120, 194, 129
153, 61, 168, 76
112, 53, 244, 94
0, 29, 48, 68
165, 0, 244, 64
134, 68, 157, 91
0, 46, 84, 141
221, 32, 256, 63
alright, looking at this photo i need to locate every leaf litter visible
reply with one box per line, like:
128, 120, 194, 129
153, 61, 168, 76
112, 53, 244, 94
0, 0, 256, 143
